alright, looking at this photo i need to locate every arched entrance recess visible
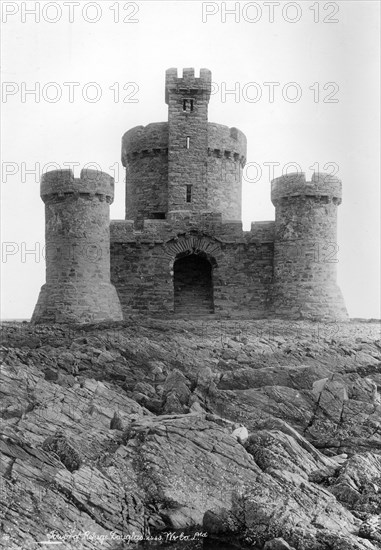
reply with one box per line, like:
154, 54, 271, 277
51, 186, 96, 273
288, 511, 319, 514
173, 251, 214, 315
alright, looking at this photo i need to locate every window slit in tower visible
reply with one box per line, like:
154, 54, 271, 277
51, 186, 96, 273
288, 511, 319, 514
183, 99, 187, 111
190, 99, 194, 111
186, 185, 192, 203
186, 137, 190, 149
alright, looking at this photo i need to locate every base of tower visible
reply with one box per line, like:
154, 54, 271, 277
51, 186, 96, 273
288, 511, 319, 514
31, 282, 123, 324
270, 282, 349, 321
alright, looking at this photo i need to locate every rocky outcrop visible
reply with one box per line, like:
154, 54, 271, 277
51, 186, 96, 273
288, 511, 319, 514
0, 319, 380, 549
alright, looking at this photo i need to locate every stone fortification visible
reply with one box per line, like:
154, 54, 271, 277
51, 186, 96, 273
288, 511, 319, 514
32, 68, 348, 323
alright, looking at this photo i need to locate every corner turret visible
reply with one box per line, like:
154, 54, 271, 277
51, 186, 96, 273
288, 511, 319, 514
32, 169, 123, 324
271, 172, 348, 320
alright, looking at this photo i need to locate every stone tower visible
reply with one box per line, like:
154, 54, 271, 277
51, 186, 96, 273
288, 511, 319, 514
31, 169, 123, 324
271, 172, 348, 320
121, 68, 247, 227
165, 67, 212, 217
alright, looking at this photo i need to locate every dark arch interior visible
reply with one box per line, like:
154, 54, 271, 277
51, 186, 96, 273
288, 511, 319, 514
174, 254, 214, 315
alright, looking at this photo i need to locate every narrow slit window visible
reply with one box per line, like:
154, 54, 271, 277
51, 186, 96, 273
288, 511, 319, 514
186, 185, 192, 203
186, 136, 190, 149
183, 99, 187, 111
190, 99, 194, 111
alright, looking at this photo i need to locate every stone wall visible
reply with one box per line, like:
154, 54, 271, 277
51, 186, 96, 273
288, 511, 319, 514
110, 219, 274, 318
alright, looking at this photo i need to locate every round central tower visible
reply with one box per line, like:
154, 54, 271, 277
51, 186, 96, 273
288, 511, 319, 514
121, 68, 247, 227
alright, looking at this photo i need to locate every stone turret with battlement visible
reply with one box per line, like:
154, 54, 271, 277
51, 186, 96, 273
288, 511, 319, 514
32, 169, 123, 324
32, 68, 348, 322
122, 68, 246, 228
271, 172, 347, 320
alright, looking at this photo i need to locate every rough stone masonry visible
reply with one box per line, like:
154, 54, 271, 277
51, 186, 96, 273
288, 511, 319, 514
32, 67, 348, 323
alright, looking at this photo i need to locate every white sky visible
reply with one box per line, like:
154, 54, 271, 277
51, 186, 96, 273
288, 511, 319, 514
1, 0, 380, 319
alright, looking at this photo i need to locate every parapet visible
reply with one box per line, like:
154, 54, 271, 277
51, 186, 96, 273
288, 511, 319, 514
208, 123, 247, 165
110, 214, 231, 241
40, 169, 115, 202
165, 67, 212, 104
249, 221, 275, 242
110, 220, 136, 242
122, 122, 169, 166
271, 172, 342, 205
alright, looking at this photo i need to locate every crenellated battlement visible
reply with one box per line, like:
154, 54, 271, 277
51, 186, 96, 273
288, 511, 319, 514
207, 123, 247, 166
207, 148, 246, 166
122, 122, 168, 166
271, 172, 342, 205
123, 147, 168, 163
41, 168, 115, 203
110, 217, 276, 246
121, 122, 247, 167
165, 67, 212, 104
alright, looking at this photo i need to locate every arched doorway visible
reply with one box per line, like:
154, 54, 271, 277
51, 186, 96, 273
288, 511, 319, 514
174, 253, 214, 315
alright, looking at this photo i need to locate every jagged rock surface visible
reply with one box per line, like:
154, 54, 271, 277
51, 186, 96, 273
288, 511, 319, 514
0, 319, 380, 549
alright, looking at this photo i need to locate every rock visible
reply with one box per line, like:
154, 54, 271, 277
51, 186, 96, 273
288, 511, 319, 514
314, 378, 349, 421
155, 384, 164, 397
239, 478, 367, 549
196, 366, 214, 390
203, 507, 241, 535
264, 539, 296, 550
131, 391, 150, 405
210, 385, 315, 434
144, 398, 163, 414
236, 352, 251, 364
162, 369, 191, 413
96, 350, 115, 364
42, 431, 82, 472
231, 426, 249, 444
134, 381, 156, 398
163, 393, 186, 414
222, 348, 238, 361
110, 412, 123, 430
246, 429, 338, 479
312, 377, 329, 396
217, 358, 232, 371
329, 453, 381, 515
220, 364, 333, 391
359, 516, 381, 542
43, 367, 58, 381
1, 319, 380, 549
122, 415, 260, 529
56, 351, 76, 371
163, 369, 191, 404
189, 400, 205, 415
331, 453, 348, 465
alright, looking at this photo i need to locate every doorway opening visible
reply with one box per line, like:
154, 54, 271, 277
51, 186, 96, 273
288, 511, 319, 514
173, 254, 214, 315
